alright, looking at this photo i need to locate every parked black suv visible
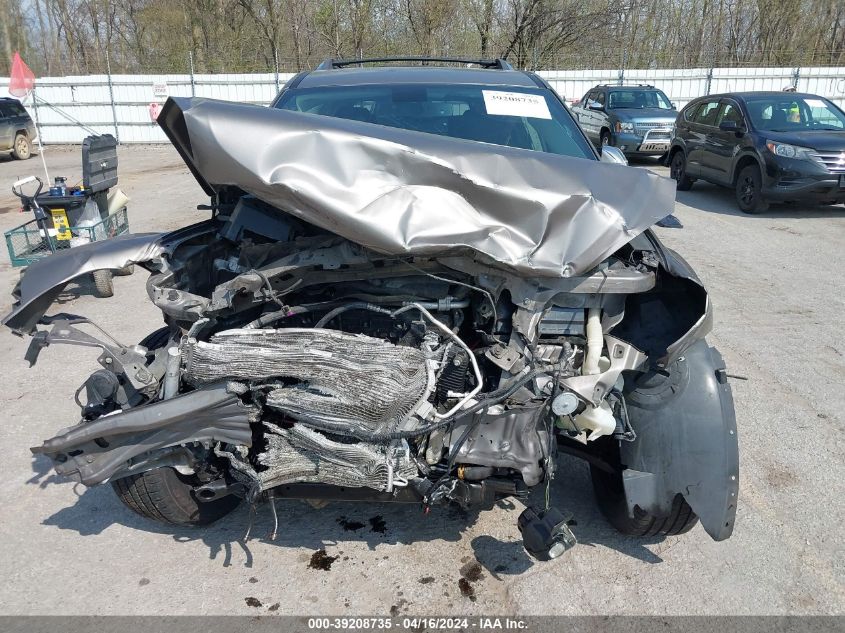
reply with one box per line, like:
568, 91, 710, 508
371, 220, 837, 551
0, 97, 36, 160
668, 92, 845, 213
571, 84, 677, 156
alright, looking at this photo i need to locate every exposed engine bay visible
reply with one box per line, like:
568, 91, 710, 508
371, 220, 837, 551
9, 97, 738, 557
23, 203, 730, 540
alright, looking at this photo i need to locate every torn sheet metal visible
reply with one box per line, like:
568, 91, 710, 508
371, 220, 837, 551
2, 233, 164, 334
2, 222, 217, 335
30, 382, 256, 486
158, 97, 675, 278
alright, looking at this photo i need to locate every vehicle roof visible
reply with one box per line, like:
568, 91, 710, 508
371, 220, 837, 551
591, 84, 662, 90
297, 66, 541, 89
688, 91, 824, 102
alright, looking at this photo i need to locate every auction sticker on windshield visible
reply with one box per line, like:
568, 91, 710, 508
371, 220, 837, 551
483, 90, 551, 119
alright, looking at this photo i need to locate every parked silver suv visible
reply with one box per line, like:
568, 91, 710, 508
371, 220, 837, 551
572, 84, 677, 157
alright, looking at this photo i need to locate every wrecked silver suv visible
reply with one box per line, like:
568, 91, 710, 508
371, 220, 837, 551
5, 66, 738, 558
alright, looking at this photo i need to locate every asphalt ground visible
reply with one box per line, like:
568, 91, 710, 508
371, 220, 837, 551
0, 145, 841, 616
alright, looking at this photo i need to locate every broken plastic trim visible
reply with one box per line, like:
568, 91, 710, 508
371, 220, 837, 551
31, 382, 256, 486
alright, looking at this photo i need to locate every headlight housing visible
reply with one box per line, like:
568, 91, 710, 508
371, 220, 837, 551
615, 121, 635, 133
766, 140, 815, 160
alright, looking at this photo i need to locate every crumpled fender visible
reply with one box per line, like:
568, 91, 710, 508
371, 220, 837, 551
621, 338, 739, 541
659, 243, 713, 366
2, 233, 165, 335
2, 222, 219, 335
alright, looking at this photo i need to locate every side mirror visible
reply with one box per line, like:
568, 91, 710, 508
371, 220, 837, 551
588, 103, 604, 112
719, 120, 743, 133
600, 146, 628, 165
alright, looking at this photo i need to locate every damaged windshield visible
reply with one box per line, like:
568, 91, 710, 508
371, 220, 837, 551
274, 83, 595, 159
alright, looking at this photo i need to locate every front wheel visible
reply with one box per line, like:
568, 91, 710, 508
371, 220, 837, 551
736, 165, 769, 214
670, 151, 694, 191
111, 326, 242, 526
590, 464, 699, 537
112, 467, 241, 526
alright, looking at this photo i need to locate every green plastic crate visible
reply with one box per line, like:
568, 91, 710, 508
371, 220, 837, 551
5, 207, 129, 267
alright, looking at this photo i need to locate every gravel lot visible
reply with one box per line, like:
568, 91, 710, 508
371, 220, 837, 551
0, 146, 842, 616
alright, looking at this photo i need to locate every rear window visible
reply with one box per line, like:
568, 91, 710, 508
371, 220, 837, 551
693, 101, 722, 126
683, 102, 702, 122
275, 83, 595, 160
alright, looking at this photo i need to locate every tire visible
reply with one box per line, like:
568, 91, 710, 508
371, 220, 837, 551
115, 264, 134, 276
12, 133, 31, 160
92, 269, 114, 297
138, 326, 172, 350
735, 164, 769, 214
590, 463, 699, 537
670, 151, 694, 191
111, 326, 242, 526
112, 467, 241, 526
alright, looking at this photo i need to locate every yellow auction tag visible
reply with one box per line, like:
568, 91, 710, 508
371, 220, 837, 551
50, 208, 72, 241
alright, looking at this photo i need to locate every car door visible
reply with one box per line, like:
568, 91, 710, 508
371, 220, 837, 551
574, 90, 600, 143
702, 99, 746, 184
0, 104, 15, 151
592, 90, 609, 140
685, 99, 722, 180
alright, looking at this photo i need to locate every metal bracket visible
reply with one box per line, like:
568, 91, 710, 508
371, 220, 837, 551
485, 344, 522, 371
27, 315, 156, 394
561, 335, 647, 406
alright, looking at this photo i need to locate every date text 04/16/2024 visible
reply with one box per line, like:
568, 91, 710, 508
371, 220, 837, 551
306, 617, 528, 630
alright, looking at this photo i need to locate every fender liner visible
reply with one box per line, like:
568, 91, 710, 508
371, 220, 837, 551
620, 338, 739, 541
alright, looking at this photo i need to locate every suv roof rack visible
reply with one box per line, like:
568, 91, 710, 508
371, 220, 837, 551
316, 57, 514, 71
598, 83, 655, 88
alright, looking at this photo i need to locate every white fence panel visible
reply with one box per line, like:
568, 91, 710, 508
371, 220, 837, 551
539, 69, 619, 103
798, 67, 845, 109
620, 68, 710, 109
2, 67, 843, 143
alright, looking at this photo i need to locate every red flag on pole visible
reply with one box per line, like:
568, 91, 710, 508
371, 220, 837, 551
9, 52, 35, 97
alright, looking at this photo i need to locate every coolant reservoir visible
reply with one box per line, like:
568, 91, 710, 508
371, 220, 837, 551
572, 401, 616, 442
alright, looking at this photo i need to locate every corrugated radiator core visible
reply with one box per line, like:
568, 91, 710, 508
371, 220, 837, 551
184, 328, 428, 435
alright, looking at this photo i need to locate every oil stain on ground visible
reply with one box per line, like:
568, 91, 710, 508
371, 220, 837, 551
389, 599, 408, 616
369, 515, 387, 534
458, 560, 484, 601
458, 578, 476, 602
245, 597, 262, 608
337, 516, 365, 531
460, 561, 484, 582
309, 549, 338, 571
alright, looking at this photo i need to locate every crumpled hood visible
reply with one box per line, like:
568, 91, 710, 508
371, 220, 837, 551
159, 97, 675, 278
